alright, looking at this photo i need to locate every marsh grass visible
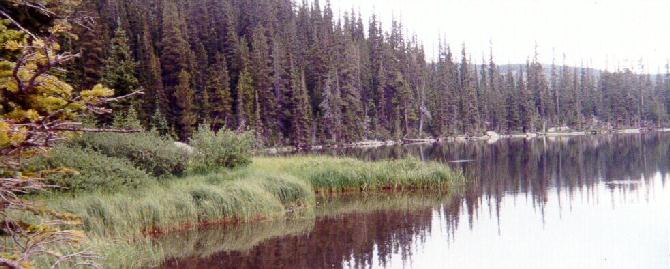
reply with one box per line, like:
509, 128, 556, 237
32, 156, 464, 268
40, 169, 314, 239
252, 156, 465, 193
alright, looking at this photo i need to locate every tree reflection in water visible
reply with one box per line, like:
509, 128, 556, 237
159, 133, 670, 269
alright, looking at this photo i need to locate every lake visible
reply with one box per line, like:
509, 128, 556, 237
157, 133, 669, 269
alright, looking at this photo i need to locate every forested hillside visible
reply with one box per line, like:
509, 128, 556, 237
67, 0, 670, 146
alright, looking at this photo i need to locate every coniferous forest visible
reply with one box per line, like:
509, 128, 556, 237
68, 0, 670, 147
2, 1, 670, 267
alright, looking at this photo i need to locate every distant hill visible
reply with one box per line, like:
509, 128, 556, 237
495, 64, 664, 82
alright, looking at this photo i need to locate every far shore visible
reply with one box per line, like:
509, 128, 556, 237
265, 127, 670, 153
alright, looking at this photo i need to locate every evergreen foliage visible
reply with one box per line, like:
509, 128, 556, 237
69, 0, 670, 144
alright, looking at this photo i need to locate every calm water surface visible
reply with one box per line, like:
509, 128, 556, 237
158, 134, 669, 269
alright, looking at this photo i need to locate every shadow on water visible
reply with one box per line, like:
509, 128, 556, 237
156, 133, 670, 269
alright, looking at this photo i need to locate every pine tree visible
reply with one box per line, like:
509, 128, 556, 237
505, 70, 521, 132
192, 41, 210, 121
138, 16, 167, 121
250, 26, 278, 143
527, 49, 549, 131
175, 70, 196, 140
150, 101, 171, 137
76, 2, 108, 90
568, 67, 583, 128
100, 24, 139, 102
320, 70, 342, 143
160, 1, 193, 125
518, 68, 535, 133
74, 0, 670, 143
487, 48, 505, 132
291, 69, 313, 148
460, 48, 480, 135
237, 37, 256, 131
368, 15, 385, 135
550, 54, 560, 125
338, 37, 365, 142
205, 53, 234, 130
112, 107, 142, 130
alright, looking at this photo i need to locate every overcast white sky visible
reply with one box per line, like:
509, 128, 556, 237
324, 0, 670, 72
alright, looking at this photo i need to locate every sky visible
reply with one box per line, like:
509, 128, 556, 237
324, 0, 670, 72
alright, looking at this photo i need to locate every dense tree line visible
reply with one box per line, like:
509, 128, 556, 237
67, 0, 670, 146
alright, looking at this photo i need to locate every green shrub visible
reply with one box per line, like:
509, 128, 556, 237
69, 132, 188, 177
29, 146, 150, 191
188, 127, 254, 173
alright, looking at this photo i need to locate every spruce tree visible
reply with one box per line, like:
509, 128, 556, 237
206, 53, 234, 130
250, 26, 278, 143
291, 70, 313, 148
460, 48, 480, 135
338, 38, 365, 142
192, 41, 210, 121
505, 70, 520, 132
138, 16, 167, 121
150, 101, 171, 137
320, 70, 342, 143
175, 70, 196, 140
73, 0, 670, 143
518, 68, 535, 133
160, 1, 193, 125
100, 24, 139, 101
76, 2, 108, 90
237, 37, 256, 131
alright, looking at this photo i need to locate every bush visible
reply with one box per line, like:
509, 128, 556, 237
188, 127, 254, 173
29, 146, 150, 191
69, 132, 188, 177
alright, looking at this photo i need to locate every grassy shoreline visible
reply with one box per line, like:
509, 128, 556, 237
33, 156, 464, 268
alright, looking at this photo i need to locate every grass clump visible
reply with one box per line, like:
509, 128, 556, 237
36, 156, 461, 238
32, 155, 463, 268
69, 132, 189, 177
40, 168, 314, 239
28, 146, 151, 191
188, 126, 255, 174
252, 156, 464, 193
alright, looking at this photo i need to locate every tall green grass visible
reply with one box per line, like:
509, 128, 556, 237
32, 156, 463, 268
252, 156, 465, 193
41, 169, 313, 239
40, 156, 461, 238
78, 192, 455, 268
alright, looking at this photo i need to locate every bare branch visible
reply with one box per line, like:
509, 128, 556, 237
49, 127, 142, 133
0, 8, 37, 39
100, 89, 145, 103
0, 257, 23, 269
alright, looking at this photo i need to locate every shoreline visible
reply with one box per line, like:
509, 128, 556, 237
34, 156, 465, 268
265, 127, 670, 153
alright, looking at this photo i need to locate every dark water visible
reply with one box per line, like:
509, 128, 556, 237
158, 134, 670, 269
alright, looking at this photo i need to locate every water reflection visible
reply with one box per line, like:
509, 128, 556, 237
158, 134, 670, 269
159, 193, 451, 269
